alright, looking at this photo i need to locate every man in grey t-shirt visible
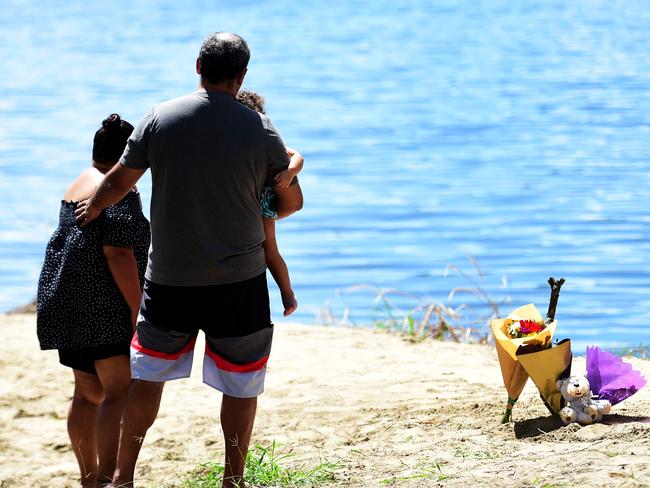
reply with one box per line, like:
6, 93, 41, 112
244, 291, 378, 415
77, 32, 303, 488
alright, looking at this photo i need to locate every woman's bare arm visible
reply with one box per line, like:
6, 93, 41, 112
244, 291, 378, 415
103, 245, 142, 328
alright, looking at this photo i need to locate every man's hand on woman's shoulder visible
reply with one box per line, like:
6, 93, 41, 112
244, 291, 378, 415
75, 199, 102, 227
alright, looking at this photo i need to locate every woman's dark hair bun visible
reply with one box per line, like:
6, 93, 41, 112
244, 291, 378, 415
102, 113, 122, 130
93, 113, 134, 165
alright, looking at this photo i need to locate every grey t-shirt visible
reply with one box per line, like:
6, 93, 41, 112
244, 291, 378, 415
120, 89, 289, 286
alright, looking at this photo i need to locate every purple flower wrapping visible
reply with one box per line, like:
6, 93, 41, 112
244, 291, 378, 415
586, 346, 647, 406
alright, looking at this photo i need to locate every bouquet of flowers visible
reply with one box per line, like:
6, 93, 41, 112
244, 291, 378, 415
504, 318, 546, 339
491, 303, 557, 422
490, 278, 567, 422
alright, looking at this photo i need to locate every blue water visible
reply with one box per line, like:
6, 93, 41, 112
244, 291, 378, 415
1, 0, 649, 351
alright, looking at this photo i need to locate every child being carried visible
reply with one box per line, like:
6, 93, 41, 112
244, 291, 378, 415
237, 89, 304, 316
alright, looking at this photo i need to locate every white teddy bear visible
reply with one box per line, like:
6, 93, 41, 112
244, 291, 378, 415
556, 375, 611, 425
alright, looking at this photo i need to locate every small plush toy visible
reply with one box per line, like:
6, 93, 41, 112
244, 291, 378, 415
557, 375, 611, 425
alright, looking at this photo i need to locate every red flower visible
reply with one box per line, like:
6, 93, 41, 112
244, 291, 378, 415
519, 320, 544, 335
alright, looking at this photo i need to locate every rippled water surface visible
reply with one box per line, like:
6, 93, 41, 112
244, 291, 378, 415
1, 0, 649, 350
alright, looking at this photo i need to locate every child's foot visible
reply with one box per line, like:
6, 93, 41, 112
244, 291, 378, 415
282, 290, 298, 316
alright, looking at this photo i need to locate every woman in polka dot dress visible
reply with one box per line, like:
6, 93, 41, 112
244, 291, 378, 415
36, 114, 150, 487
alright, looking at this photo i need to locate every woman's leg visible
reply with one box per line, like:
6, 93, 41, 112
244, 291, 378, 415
94, 355, 131, 485
70, 369, 104, 488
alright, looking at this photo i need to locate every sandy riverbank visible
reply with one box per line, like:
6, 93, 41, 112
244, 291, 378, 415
1, 313, 649, 487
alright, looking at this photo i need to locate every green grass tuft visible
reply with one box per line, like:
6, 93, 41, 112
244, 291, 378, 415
180, 441, 340, 487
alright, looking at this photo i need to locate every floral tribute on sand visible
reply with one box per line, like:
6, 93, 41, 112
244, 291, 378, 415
491, 277, 647, 426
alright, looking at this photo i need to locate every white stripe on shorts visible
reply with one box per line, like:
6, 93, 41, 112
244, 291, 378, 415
130, 346, 195, 382
202, 354, 266, 398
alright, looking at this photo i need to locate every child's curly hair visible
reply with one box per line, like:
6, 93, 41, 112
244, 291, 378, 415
236, 89, 265, 114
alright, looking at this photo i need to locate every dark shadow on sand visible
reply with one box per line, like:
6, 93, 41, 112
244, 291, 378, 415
514, 413, 650, 439
602, 414, 650, 425
514, 415, 564, 439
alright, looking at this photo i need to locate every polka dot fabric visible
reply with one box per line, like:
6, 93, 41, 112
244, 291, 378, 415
37, 191, 150, 350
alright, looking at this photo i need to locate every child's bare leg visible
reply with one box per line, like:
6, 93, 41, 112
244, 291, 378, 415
69, 370, 104, 488
262, 218, 298, 316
